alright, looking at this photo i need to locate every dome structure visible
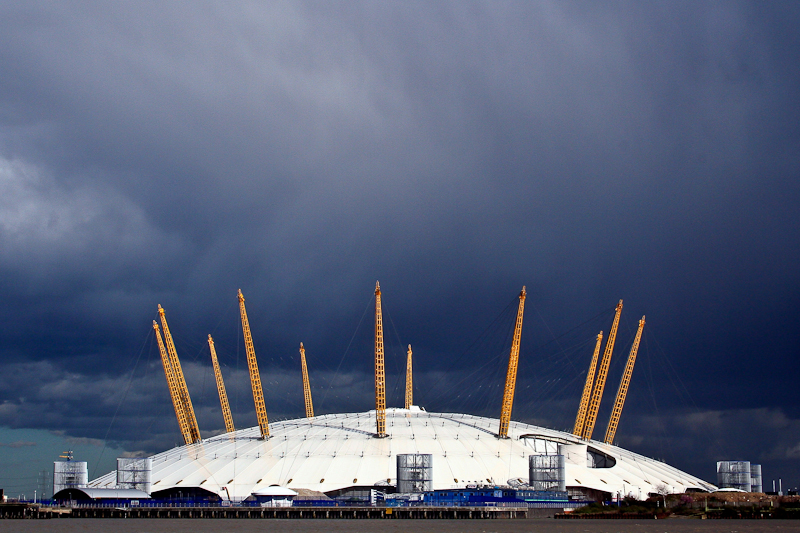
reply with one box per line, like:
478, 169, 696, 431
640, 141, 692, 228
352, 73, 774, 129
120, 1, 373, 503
252, 486, 297, 497
89, 406, 715, 500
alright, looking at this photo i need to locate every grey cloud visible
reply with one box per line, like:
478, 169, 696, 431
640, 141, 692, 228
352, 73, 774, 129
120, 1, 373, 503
619, 407, 800, 484
0, 0, 798, 488
0, 441, 37, 448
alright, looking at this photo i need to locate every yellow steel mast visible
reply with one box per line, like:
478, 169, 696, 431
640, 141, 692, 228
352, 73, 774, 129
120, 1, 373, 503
404, 344, 413, 410
498, 286, 527, 438
573, 331, 603, 437
153, 321, 193, 445
299, 342, 314, 419
374, 281, 386, 437
238, 289, 269, 439
208, 335, 235, 433
604, 316, 645, 444
158, 305, 201, 444
582, 300, 623, 440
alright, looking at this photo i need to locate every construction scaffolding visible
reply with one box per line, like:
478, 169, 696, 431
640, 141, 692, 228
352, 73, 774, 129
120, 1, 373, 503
750, 464, 763, 493
397, 454, 433, 494
529, 454, 566, 492
717, 461, 752, 492
116, 457, 153, 494
53, 461, 88, 495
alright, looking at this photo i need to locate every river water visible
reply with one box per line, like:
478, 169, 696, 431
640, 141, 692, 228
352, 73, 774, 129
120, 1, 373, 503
3, 519, 800, 533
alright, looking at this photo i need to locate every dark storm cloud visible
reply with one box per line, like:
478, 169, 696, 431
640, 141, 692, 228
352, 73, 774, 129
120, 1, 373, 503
1, 0, 799, 491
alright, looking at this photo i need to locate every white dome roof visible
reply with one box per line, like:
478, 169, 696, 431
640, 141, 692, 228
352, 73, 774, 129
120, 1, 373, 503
89, 407, 715, 500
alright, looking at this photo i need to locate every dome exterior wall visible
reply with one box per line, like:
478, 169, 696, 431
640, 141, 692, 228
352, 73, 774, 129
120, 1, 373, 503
89, 407, 715, 500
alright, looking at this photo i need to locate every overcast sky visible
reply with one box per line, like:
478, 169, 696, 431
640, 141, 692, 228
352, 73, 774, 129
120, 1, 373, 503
1, 1, 799, 497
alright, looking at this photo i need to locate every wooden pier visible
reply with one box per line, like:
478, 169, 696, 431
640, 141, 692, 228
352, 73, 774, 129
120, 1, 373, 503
2, 502, 530, 519
70, 505, 529, 519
